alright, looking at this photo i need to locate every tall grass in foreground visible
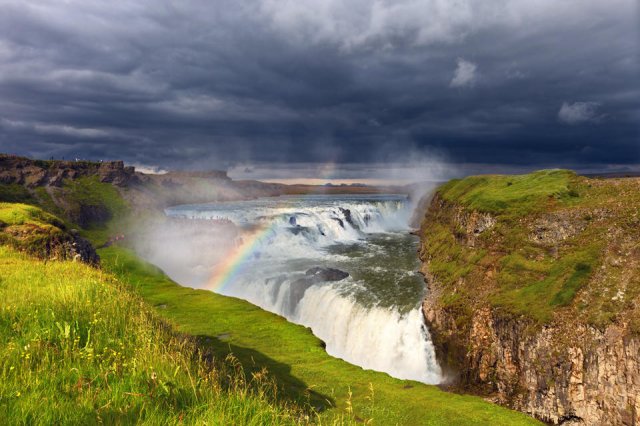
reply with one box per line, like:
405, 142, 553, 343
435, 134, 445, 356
0, 246, 361, 425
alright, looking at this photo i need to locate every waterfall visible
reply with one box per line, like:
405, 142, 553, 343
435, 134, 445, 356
164, 194, 442, 384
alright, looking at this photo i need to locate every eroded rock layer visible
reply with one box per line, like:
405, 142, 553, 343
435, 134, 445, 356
419, 171, 640, 425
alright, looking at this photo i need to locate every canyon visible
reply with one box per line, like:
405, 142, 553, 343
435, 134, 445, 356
3, 155, 639, 424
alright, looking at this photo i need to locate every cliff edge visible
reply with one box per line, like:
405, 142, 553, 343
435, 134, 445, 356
0, 154, 284, 221
419, 170, 639, 425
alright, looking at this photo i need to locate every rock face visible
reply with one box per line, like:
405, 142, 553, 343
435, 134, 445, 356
0, 154, 138, 188
0, 154, 264, 214
339, 208, 358, 229
39, 229, 100, 265
422, 280, 639, 424
419, 185, 640, 425
66, 229, 100, 264
71, 204, 113, 229
305, 267, 350, 282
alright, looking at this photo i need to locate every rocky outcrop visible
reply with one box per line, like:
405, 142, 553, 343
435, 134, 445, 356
339, 208, 358, 229
305, 267, 350, 282
530, 215, 583, 245
422, 279, 639, 424
0, 221, 99, 265
0, 154, 137, 188
419, 186, 640, 425
0, 154, 267, 216
65, 229, 100, 264
452, 203, 496, 247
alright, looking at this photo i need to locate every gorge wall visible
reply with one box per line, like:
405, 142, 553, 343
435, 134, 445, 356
419, 171, 640, 425
0, 154, 138, 188
0, 154, 285, 218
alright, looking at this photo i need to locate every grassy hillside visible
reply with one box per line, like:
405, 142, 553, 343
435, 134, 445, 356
98, 246, 540, 425
0, 245, 315, 424
422, 170, 640, 327
62, 176, 128, 226
0, 173, 130, 244
0, 184, 38, 204
0, 202, 86, 260
436, 169, 578, 216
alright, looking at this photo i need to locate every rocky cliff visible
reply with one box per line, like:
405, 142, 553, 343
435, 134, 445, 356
0, 154, 288, 222
0, 154, 138, 187
419, 170, 639, 425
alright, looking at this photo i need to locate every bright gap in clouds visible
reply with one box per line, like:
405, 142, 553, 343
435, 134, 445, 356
227, 160, 455, 186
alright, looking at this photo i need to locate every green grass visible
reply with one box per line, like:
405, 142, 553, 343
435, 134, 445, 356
0, 184, 36, 204
32, 186, 66, 218
550, 262, 592, 306
63, 176, 128, 229
491, 244, 600, 322
98, 246, 540, 425
0, 202, 64, 228
0, 245, 318, 425
64, 176, 127, 215
0, 203, 77, 260
421, 170, 640, 327
438, 169, 576, 215
0, 184, 65, 226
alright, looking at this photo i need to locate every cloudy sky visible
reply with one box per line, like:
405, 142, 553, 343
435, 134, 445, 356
0, 0, 638, 179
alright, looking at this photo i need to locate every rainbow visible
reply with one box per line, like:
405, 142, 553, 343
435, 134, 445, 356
205, 160, 340, 293
205, 221, 278, 293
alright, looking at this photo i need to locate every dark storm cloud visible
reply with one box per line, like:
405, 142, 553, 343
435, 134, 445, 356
0, 0, 638, 173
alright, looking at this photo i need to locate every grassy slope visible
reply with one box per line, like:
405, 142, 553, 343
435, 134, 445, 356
64, 176, 128, 217
0, 175, 128, 244
423, 169, 640, 327
99, 246, 539, 425
0, 245, 310, 425
0, 202, 65, 227
0, 202, 75, 259
436, 169, 578, 216
0, 184, 38, 204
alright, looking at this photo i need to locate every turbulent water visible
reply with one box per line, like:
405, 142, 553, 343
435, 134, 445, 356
162, 194, 442, 384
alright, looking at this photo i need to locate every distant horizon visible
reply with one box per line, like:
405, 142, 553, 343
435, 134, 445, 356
4, 151, 640, 185
250, 178, 420, 186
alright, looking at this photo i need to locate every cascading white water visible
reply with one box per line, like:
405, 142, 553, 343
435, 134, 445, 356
164, 194, 442, 384
293, 286, 441, 383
